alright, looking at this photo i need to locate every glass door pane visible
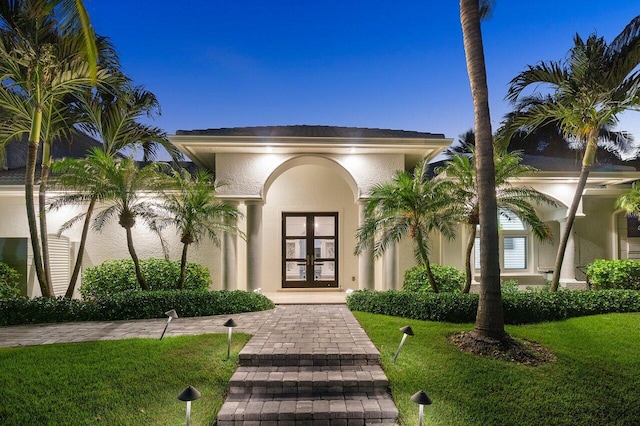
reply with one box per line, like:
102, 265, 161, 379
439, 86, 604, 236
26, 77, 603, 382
282, 212, 338, 288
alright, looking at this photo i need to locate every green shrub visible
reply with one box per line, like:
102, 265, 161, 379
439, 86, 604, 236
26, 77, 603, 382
0, 262, 20, 299
0, 290, 275, 326
347, 289, 640, 324
501, 279, 520, 295
586, 259, 640, 290
81, 258, 211, 298
402, 265, 465, 293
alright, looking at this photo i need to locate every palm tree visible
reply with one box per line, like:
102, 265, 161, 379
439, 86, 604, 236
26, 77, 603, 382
460, 0, 505, 340
0, 0, 103, 296
438, 148, 557, 292
505, 15, 640, 291
49, 83, 178, 297
51, 149, 166, 290
153, 169, 243, 289
355, 158, 460, 292
616, 181, 640, 217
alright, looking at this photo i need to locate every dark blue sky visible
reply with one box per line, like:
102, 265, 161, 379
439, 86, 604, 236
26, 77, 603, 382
86, 1, 640, 145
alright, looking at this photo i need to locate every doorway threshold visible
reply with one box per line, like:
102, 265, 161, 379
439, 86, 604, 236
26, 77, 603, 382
263, 289, 348, 305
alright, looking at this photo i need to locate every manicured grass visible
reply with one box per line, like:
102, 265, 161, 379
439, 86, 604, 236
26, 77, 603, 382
354, 312, 640, 426
0, 333, 250, 425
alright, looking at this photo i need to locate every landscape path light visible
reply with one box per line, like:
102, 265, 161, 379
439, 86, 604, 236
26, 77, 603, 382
160, 309, 178, 340
178, 385, 201, 426
393, 325, 414, 362
411, 390, 432, 426
224, 318, 237, 359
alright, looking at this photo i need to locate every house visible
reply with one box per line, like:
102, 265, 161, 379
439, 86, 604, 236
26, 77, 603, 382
2, 125, 640, 297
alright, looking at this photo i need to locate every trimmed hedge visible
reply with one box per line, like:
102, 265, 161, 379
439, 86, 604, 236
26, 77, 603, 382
81, 258, 211, 298
586, 259, 640, 290
402, 265, 465, 293
346, 289, 640, 324
0, 290, 275, 326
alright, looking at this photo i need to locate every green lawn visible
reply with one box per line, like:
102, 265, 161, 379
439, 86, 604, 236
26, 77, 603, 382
354, 312, 640, 426
0, 333, 250, 425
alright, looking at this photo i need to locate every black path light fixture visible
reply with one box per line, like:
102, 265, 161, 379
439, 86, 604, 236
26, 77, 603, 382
411, 390, 432, 426
178, 385, 201, 426
223, 318, 237, 360
393, 325, 414, 362
160, 309, 178, 340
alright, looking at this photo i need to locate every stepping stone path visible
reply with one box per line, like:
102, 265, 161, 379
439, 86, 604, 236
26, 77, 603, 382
217, 305, 398, 425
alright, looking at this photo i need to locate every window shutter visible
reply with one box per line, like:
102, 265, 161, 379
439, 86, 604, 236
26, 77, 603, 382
48, 235, 70, 297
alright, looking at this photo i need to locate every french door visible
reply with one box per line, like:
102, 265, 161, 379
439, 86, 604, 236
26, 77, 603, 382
282, 212, 338, 288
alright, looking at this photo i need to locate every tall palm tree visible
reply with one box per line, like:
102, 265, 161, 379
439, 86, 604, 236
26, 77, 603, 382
0, 0, 103, 296
460, 0, 505, 340
51, 149, 166, 290
506, 15, 640, 291
438, 148, 557, 292
355, 158, 460, 292
153, 169, 243, 289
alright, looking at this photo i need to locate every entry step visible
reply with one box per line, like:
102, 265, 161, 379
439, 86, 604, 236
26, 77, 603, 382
217, 393, 399, 425
239, 346, 380, 367
229, 365, 389, 396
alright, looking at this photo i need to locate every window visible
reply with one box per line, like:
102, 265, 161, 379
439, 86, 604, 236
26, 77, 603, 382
474, 212, 528, 270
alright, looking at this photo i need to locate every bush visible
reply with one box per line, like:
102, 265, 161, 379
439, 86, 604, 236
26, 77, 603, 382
586, 259, 640, 290
501, 279, 521, 295
81, 258, 211, 298
402, 264, 465, 293
0, 262, 20, 299
347, 289, 640, 324
0, 290, 275, 326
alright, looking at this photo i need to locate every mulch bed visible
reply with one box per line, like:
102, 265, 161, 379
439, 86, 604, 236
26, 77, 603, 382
449, 331, 556, 366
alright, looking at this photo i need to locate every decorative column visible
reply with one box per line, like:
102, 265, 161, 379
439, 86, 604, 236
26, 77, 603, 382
245, 200, 263, 292
358, 200, 375, 290
222, 201, 238, 290
384, 242, 399, 290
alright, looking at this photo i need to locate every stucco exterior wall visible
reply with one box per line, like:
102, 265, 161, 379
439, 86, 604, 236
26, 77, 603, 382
215, 153, 404, 198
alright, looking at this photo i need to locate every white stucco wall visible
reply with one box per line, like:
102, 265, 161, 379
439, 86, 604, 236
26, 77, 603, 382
215, 153, 404, 199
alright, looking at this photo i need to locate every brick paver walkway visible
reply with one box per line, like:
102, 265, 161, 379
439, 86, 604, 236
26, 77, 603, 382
218, 305, 398, 425
0, 310, 272, 347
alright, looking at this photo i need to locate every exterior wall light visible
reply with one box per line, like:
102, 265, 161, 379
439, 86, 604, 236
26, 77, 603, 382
411, 390, 432, 426
393, 325, 414, 363
160, 309, 178, 340
178, 385, 201, 426
223, 318, 237, 360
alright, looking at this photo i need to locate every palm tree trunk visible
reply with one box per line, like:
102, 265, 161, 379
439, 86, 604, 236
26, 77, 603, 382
179, 243, 189, 289
550, 166, 590, 291
125, 226, 148, 290
65, 197, 96, 298
463, 224, 477, 293
424, 258, 439, 293
550, 130, 598, 291
39, 147, 53, 291
26, 108, 52, 297
416, 228, 439, 292
460, 0, 505, 340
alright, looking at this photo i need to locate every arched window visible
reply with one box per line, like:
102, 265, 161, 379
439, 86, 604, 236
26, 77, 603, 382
474, 211, 528, 270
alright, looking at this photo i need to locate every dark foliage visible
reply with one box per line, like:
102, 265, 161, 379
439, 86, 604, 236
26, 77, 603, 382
347, 289, 640, 324
0, 290, 274, 326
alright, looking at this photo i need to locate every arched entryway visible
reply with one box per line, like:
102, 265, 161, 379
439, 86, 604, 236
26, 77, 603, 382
262, 156, 359, 292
